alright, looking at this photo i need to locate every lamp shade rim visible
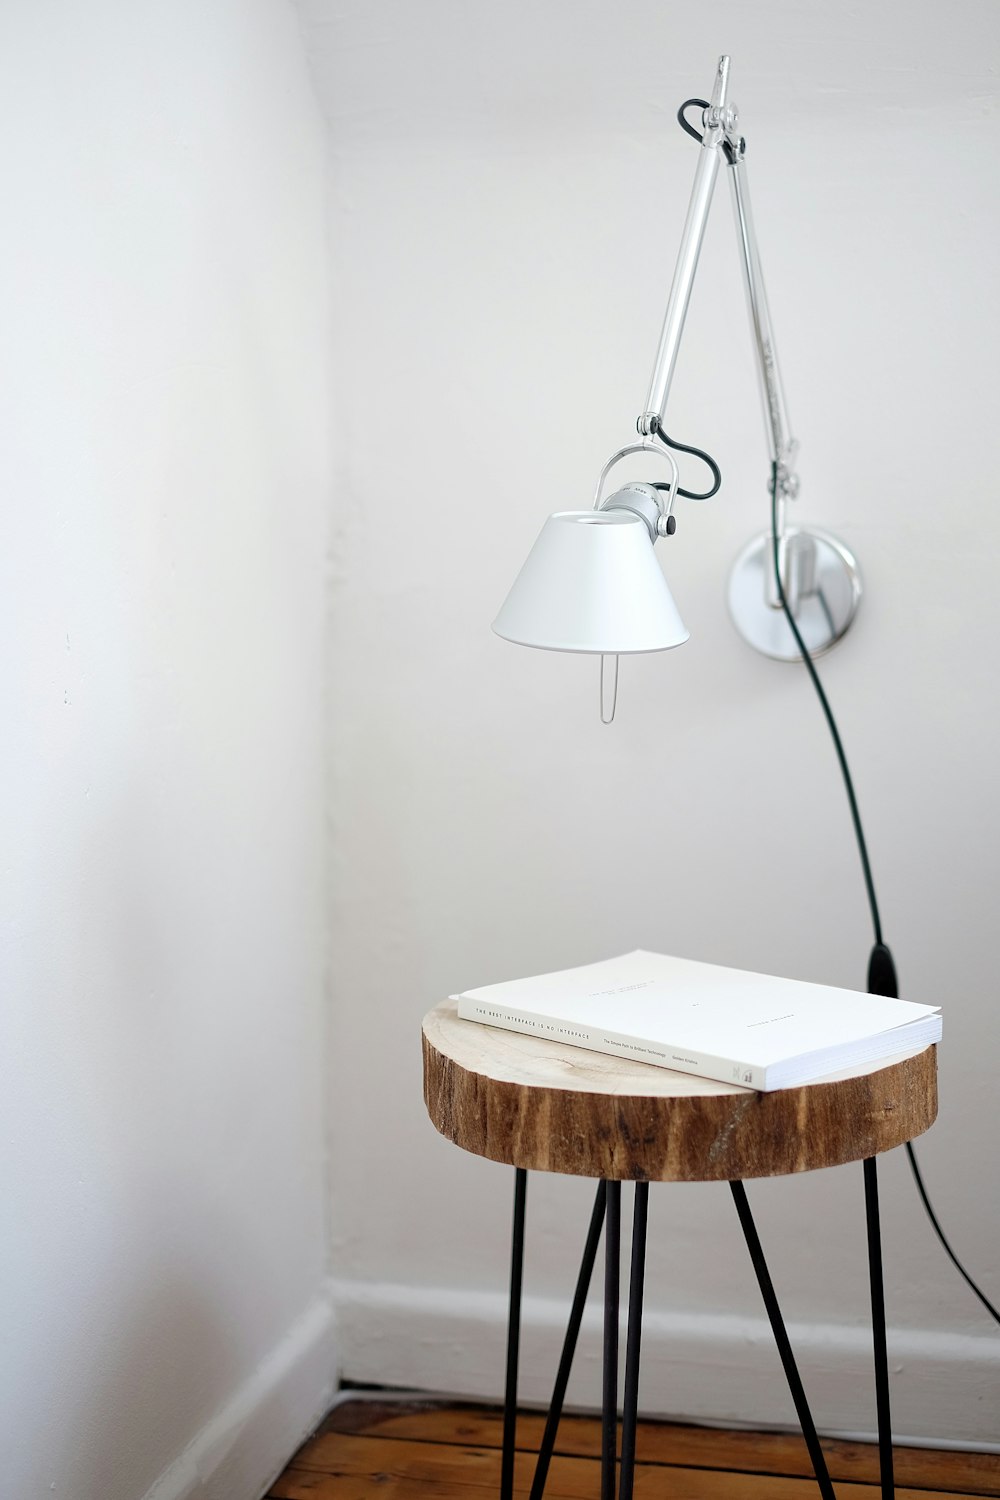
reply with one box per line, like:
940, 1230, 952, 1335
491, 622, 690, 654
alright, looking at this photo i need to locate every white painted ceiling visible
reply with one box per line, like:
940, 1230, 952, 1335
296, 0, 1000, 144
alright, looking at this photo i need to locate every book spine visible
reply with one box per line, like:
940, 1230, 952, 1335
457, 997, 766, 1090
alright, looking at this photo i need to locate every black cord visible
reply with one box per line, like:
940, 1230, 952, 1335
769, 463, 1000, 1330
905, 1141, 1000, 1322
648, 417, 722, 500
768, 465, 882, 944
677, 98, 709, 144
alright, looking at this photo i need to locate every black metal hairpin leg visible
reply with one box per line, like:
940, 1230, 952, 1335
501, 1167, 528, 1500
602, 1181, 622, 1500
529, 1181, 608, 1500
618, 1182, 649, 1500
730, 1180, 836, 1500
864, 1157, 895, 1500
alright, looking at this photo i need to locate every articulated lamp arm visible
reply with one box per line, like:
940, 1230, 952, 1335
633, 53, 859, 661
638, 57, 796, 506
639, 57, 795, 488
640, 58, 794, 476
639, 56, 737, 437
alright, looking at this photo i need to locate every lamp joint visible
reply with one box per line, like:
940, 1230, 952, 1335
703, 102, 741, 151
775, 457, 800, 503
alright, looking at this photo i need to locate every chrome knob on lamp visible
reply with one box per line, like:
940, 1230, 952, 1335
492, 55, 862, 715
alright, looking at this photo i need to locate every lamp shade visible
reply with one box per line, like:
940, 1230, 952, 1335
492, 510, 689, 653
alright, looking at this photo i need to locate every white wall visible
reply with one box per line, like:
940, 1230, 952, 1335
0, 4, 335, 1497
306, 0, 1000, 1443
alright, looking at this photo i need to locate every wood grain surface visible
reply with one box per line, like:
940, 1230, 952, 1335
422, 1001, 937, 1181
269, 1399, 1000, 1499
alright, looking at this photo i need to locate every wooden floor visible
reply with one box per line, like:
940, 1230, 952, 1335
269, 1398, 1000, 1499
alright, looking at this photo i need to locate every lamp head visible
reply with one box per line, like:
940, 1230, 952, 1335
491, 494, 688, 655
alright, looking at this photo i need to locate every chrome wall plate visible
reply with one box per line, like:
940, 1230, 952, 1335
728, 528, 862, 661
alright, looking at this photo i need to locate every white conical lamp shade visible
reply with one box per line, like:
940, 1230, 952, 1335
493, 510, 688, 653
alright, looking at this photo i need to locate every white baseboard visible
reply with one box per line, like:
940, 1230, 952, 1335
332, 1278, 1000, 1448
142, 1292, 339, 1500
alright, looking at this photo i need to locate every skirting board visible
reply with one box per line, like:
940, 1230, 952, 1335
332, 1278, 1000, 1448
141, 1293, 339, 1500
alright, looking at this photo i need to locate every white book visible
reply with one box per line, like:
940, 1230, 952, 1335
454, 950, 942, 1092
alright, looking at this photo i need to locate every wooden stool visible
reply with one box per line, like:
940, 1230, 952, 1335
423, 999, 937, 1500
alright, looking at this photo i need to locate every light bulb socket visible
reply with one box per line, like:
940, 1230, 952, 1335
600, 483, 663, 543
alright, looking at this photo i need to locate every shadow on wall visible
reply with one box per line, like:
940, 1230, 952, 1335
9, 769, 310, 1499
58, 1269, 233, 1500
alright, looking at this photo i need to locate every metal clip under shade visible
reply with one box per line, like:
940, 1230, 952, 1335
600, 654, 619, 724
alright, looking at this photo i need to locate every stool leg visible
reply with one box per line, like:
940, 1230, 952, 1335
529, 1181, 607, 1500
864, 1157, 895, 1500
602, 1181, 621, 1500
619, 1182, 649, 1500
501, 1167, 527, 1500
730, 1181, 836, 1500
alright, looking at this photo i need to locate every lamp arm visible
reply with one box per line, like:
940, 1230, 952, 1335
638, 56, 734, 436
588, 53, 861, 663
727, 150, 799, 513
638, 57, 799, 511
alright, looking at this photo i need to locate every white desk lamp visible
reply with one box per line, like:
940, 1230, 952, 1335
492, 55, 861, 718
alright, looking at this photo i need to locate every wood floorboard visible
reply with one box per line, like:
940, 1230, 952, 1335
314, 1401, 1000, 1495
268, 1400, 1000, 1499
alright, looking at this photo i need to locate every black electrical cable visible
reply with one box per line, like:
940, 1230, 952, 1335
677, 97, 709, 144
905, 1142, 1000, 1323
767, 465, 882, 946
768, 462, 1000, 1329
648, 416, 722, 500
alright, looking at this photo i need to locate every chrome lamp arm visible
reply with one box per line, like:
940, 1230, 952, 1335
639, 56, 738, 437
639, 59, 795, 479
636, 54, 860, 661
